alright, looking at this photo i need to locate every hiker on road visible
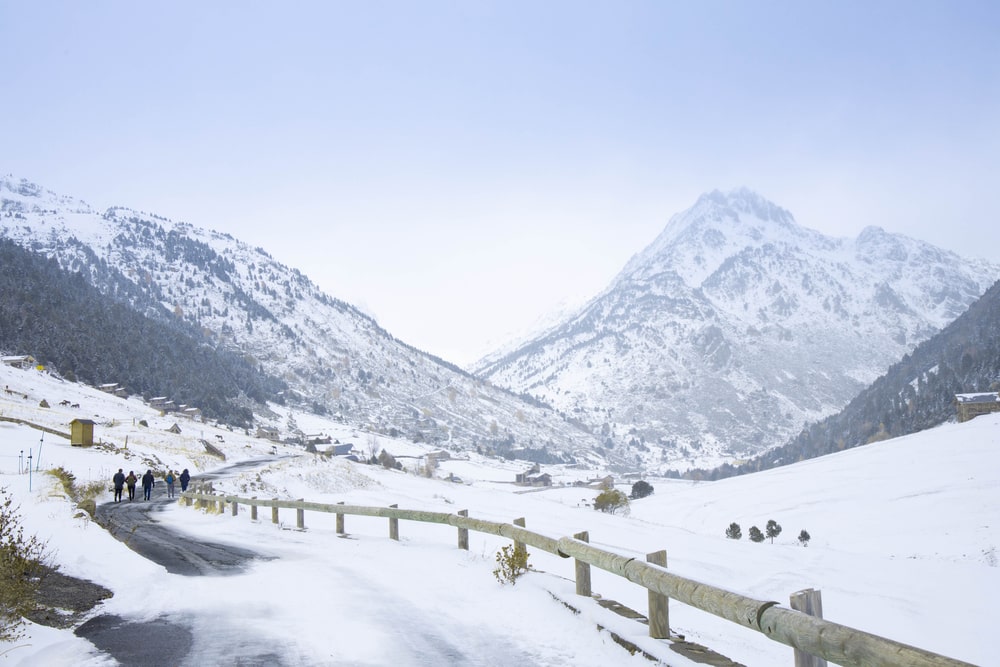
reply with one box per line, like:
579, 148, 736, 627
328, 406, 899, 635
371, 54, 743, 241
125, 471, 138, 501
141, 469, 155, 501
112, 469, 125, 503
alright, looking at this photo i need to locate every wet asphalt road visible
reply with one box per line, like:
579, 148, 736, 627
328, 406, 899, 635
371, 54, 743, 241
77, 459, 287, 667
93, 461, 267, 576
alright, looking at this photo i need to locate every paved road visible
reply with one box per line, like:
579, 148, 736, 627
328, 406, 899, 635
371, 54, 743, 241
93, 460, 269, 576
78, 459, 288, 667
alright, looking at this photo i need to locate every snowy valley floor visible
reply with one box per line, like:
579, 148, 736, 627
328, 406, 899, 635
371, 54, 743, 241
0, 366, 997, 665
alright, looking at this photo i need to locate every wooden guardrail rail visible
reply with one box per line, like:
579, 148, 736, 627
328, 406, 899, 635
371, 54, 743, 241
179, 486, 974, 667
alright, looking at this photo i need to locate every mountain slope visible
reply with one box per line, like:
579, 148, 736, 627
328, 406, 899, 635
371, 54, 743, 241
0, 176, 604, 462
713, 276, 1000, 478
475, 189, 1000, 470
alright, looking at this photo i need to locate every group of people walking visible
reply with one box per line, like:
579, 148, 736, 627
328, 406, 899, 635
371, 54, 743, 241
112, 467, 191, 502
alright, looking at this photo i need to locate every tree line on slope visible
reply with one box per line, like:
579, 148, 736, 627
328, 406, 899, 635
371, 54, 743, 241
690, 278, 1000, 481
0, 239, 286, 425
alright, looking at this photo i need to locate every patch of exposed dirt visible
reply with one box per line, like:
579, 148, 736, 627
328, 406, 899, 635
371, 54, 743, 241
24, 566, 113, 629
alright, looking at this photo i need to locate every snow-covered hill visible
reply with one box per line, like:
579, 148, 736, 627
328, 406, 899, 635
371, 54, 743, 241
0, 355, 994, 666
0, 175, 606, 465
475, 188, 1000, 471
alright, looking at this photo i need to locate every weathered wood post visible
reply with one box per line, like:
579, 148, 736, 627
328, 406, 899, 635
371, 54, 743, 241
336, 501, 345, 534
296, 499, 304, 530
573, 531, 592, 597
250, 497, 258, 521
271, 498, 279, 525
457, 510, 469, 550
195, 484, 204, 510
790, 589, 827, 667
217, 495, 225, 514
647, 550, 669, 639
513, 517, 526, 553
389, 504, 399, 540
231, 499, 238, 516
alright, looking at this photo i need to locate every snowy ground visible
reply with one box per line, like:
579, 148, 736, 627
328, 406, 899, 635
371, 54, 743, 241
0, 364, 996, 666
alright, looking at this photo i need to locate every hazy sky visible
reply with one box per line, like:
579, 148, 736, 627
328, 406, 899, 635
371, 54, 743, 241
3, 1, 998, 365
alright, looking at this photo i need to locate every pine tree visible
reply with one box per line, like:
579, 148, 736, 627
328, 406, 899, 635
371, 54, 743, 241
630, 480, 654, 499
798, 529, 811, 547
749, 526, 764, 543
766, 519, 782, 543
725, 522, 742, 539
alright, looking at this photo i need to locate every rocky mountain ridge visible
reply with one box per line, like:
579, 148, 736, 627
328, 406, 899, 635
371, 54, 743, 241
475, 188, 1000, 471
0, 175, 606, 465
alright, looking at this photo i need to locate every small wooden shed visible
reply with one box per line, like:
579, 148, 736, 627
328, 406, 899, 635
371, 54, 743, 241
70, 418, 96, 447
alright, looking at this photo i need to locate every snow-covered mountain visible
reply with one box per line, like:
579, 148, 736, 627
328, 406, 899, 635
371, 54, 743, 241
0, 175, 606, 464
475, 188, 1000, 471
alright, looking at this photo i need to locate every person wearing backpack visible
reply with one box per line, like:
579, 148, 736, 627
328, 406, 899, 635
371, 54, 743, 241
165, 470, 176, 498
125, 471, 138, 501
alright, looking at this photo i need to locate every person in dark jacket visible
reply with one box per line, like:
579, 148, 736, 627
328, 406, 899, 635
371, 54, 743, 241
165, 470, 176, 498
179, 469, 191, 492
112, 469, 125, 503
125, 471, 138, 501
141, 469, 155, 501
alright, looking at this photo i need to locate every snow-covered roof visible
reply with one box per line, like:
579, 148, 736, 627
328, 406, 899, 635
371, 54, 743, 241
955, 392, 1000, 404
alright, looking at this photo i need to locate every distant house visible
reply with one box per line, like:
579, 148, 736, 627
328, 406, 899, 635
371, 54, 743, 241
99, 383, 128, 398
1, 355, 36, 369
181, 407, 203, 421
167, 423, 183, 434
331, 443, 355, 456
587, 475, 614, 490
70, 418, 96, 446
256, 426, 280, 441
526, 473, 552, 487
955, 392, 1000, 422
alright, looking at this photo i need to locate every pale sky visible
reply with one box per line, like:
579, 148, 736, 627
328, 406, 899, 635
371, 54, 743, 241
2, 1, 998, 366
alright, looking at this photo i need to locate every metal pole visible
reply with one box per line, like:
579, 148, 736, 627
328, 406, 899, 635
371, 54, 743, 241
36, 433, 43, 471
27, 451, 32, 491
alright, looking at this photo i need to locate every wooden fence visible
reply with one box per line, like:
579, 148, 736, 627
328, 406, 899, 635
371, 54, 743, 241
179, 486, 974, 667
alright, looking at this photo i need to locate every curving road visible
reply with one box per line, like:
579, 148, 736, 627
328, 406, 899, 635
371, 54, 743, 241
78, 459, 286, 666
93, 459, 270, 576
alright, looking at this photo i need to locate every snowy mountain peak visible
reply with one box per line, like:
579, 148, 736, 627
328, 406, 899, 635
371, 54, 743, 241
621, 188, 808, 288
477, 189, 1000, 472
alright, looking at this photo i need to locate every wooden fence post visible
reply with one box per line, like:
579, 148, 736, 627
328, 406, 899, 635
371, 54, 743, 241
272, 498, 279, 525
336, 501, 345, 534
647, 550, 669, 639
457, 510, 469, 550
250, 497, 257, 521
513, 517, 526, 553
217, 496, 225, 514
231, 499, 238, 516
790, 588, 827, 667
574, 531, 592, 597
296, 499, 304, 530
389, 504, 399, 540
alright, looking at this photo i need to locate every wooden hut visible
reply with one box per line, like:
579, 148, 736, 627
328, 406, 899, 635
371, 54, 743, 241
70, 418, 96, 446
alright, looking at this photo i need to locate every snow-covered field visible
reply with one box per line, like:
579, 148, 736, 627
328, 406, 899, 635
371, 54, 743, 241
0, 364, 995, 666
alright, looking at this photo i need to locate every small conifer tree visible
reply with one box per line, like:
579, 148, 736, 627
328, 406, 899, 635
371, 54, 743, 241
725, 522, 742, 539
798, 529, 811, 547
765, 519, 782, 544
749, 525, 765, 543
